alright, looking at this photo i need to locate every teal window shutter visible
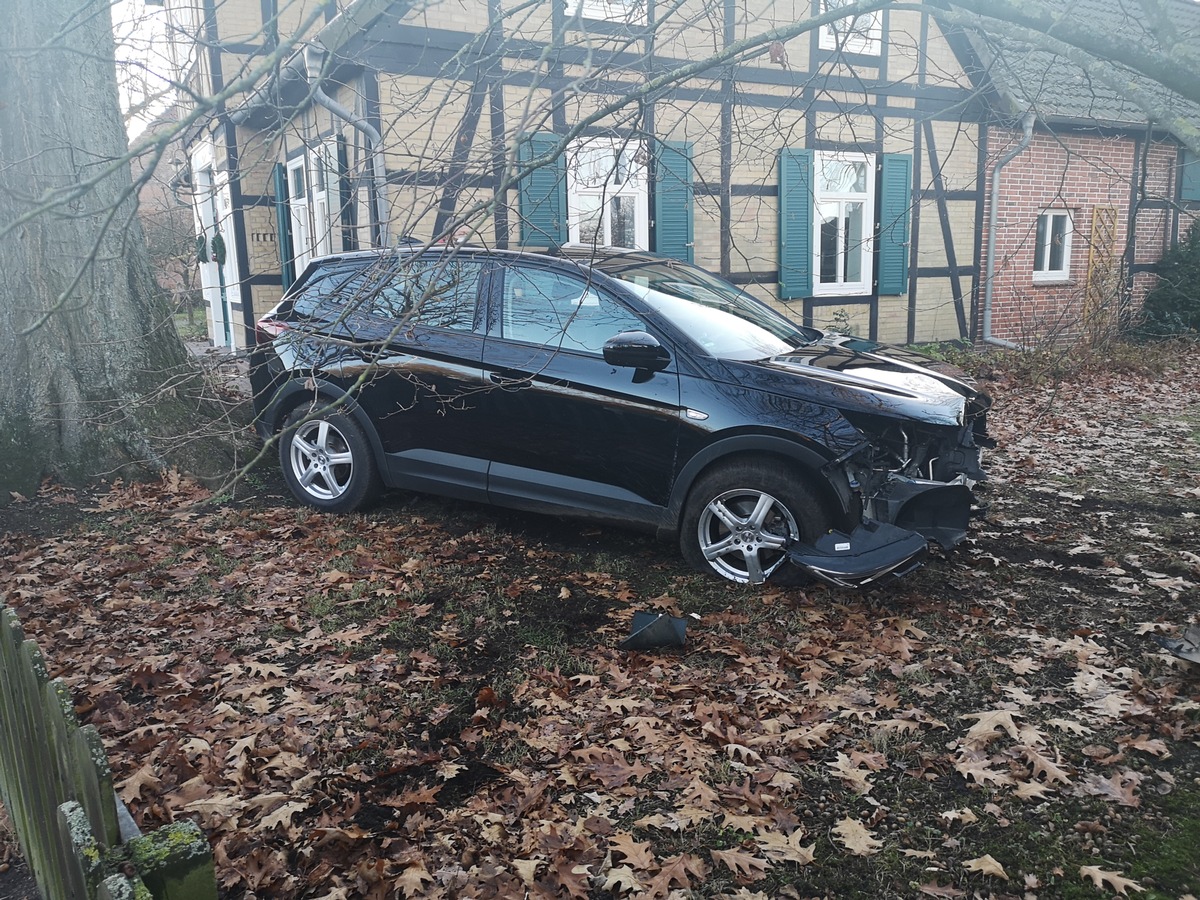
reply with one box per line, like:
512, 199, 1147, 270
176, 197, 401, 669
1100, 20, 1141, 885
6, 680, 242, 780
778, 149, 814, 300
273, 162, 295, 291
654, 141, 694, 262
877, 153, 912, 296
517, 133, 567, 246
1181, 150, 1200, 203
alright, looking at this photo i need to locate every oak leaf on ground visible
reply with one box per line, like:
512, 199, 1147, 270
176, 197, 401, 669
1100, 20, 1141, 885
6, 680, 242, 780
643, 853, 709, 897
832, 817, 882, 856
961, 710, 1023, 747
609, 832, 655, 869
963, 854, 1008, 880
754, 829, 815, 865
393, 864, 434, 898
601, 865, 641, 894
710, 848, 770, 882
1079, 865, 1145, 895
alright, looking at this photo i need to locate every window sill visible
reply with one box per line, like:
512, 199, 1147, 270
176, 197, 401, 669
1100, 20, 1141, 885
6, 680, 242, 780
1031, 274, 1074, 286
812, 287, 872, 299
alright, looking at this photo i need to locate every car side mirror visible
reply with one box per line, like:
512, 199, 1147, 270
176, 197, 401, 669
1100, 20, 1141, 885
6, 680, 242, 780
603, 331, 671, 372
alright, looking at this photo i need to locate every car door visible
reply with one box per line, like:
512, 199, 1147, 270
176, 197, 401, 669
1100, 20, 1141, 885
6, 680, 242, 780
480, 262, 683, 524
347, 252, 492, 500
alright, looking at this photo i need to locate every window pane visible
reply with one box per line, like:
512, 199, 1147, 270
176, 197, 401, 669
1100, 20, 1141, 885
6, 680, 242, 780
291, 268, 358, 318
409, 259, 481, 330
503, 268, 641, 352
1048, 215, 1067, 272
844, 201, 864, 283
327, 147, 340, 186
290, 163, 306, 200
571, 0, 645, 24
820, 159, 868, 194
1034, 214, 1048, 272
610, 195, 636, 248
575, 146, 611, 188
822, 0, 881, 52
351, 258, 481, 330
577, 194, 603, 244
614, 147, 635, 186
818, 204, 840, 284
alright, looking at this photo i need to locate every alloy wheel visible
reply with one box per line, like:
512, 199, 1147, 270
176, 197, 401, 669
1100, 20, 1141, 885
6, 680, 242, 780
288, 419, 356, 502
695, 487, 799, 584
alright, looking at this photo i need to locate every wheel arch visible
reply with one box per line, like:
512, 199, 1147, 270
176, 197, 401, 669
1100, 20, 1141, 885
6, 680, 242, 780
262, 379, 388, 471
660, 435, 857, 540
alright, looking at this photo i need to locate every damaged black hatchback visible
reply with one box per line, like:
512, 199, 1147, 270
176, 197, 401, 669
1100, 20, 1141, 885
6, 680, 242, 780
250, 246, 992, 587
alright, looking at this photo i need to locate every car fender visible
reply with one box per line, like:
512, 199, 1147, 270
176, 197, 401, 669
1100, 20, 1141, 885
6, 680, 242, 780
660, 433, 857, 539
260, 378, 388, 468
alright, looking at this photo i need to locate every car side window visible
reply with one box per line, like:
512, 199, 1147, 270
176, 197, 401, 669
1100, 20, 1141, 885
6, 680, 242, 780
402, 257, 482, 330
331, 256, 482, 331
289, 267, 360, 318
502, 268, 644, 353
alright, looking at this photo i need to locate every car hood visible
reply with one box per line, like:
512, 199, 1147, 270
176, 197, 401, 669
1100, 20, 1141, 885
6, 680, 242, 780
724, 335, 985, 427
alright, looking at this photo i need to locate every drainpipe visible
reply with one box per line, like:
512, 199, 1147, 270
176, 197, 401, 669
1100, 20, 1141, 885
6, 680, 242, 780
982, 109, 1036, 349
304, 44, 390, 247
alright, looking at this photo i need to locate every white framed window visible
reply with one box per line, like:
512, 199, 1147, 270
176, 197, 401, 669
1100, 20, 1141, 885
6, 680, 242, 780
311, 142, 338, 258
813, 151, 875, 296
287, 143, 342, 271
286, 156, 312, 273
1033, 210, 1073, 282
567, 137, 649, 250
565, 0, 646, 25
818, 0, 882, 55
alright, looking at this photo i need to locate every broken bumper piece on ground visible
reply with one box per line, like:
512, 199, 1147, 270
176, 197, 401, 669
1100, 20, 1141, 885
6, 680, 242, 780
619, 611, 688, 651
1152, 625, 1200, 664
785, 520, 930, 589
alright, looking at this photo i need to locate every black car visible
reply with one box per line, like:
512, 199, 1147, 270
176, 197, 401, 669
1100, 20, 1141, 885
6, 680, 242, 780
249, 246, 992, 587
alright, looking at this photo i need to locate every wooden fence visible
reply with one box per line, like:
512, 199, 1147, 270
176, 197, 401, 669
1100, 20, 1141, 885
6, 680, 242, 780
0, 600, 218, 900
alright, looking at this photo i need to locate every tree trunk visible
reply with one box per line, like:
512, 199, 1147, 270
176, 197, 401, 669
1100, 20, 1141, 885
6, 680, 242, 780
0, 0, 236, 501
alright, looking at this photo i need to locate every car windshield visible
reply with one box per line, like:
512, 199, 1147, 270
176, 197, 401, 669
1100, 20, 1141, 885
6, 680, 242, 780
597, 260, 818, 359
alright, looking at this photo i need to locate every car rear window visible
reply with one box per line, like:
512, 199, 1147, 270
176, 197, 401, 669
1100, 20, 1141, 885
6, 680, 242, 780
288, 266, 366, 318
285, 255, 483, 333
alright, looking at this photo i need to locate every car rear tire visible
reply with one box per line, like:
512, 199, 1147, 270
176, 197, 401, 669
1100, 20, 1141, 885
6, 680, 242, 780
279, 403, 380, 513
680, 459, 832, 585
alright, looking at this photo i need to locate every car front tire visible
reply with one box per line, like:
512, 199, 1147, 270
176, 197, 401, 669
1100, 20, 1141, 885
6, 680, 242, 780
680, 459, 832, 585
279, 403, 380, 513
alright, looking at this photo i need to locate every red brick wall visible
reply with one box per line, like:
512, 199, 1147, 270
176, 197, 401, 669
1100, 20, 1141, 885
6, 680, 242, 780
980, 129, 1178, 345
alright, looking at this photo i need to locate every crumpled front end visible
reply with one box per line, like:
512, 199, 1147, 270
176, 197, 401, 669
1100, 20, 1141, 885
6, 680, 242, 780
780, 395, 991, 588
839, 398, 991, 546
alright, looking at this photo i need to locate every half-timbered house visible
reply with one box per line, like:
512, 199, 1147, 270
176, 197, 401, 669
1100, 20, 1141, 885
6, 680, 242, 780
157, 0, 1199, 349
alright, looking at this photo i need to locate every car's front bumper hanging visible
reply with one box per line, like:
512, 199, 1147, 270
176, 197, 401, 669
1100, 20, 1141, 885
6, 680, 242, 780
784, 519, 929, 589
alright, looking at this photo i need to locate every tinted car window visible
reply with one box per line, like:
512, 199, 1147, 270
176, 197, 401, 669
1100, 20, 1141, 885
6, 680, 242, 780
289, 256, 482, 333
400, 257, 482, 330
502, 267, 643, 353
289, 266, 362, 318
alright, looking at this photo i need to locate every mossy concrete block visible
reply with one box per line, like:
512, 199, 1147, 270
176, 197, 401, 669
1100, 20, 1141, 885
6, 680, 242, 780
99, 874, 154, 900
127, 821, 217, 900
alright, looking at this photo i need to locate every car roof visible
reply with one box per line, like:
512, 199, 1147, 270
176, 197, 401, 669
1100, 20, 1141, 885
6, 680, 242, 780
304, 243, 672, 271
